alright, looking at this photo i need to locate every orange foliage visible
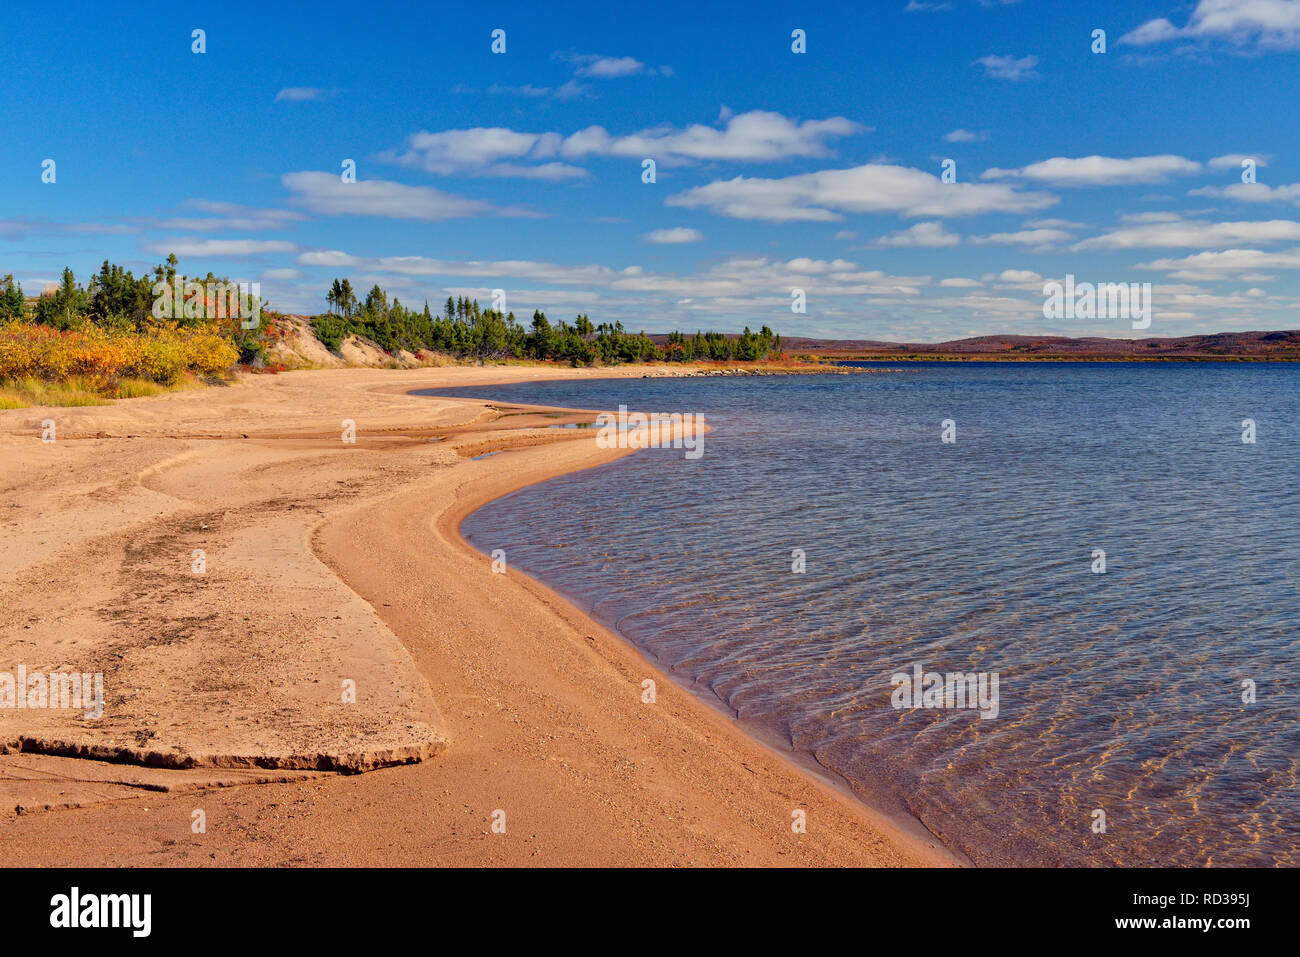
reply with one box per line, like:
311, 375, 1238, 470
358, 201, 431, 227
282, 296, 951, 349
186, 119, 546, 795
0, 321, 238, 387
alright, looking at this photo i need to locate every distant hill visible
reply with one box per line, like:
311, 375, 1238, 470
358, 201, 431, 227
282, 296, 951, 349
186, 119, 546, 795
645, 330, 1300, 361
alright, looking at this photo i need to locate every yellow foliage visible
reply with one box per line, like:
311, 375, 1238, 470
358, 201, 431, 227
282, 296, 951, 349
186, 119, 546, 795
0, 321, 237, 388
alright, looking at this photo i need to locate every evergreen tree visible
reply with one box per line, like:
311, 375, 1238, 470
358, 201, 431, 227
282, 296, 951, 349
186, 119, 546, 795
0, 274, 24, 319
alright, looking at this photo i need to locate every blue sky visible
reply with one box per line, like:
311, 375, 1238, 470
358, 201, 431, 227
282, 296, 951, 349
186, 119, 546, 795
3, 0, 1300, 341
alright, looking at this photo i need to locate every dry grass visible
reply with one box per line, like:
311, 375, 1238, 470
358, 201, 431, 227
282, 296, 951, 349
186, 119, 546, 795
107, 378, 172, 399
0, 377, 110, 408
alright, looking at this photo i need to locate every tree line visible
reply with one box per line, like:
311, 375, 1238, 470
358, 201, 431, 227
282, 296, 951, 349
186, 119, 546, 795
1, 256, 266, 362
2, 260, 786, 368
313, 280, 783, 365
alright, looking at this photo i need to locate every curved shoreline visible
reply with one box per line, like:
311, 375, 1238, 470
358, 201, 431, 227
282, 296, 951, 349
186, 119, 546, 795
0, 365, 960, 866
424, 385, 968, 865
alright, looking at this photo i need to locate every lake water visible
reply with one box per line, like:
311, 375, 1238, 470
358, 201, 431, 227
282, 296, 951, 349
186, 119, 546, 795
430, 363, 1299, 866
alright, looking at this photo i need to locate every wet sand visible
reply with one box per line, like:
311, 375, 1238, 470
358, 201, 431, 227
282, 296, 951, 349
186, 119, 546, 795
0, 365, 958, 866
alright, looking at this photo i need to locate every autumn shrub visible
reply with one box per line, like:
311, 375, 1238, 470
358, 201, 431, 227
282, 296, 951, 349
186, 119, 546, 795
0, 321, 237, 388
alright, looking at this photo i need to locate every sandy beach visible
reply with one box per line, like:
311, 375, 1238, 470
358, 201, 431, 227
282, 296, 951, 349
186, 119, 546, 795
0, 366, 957, 866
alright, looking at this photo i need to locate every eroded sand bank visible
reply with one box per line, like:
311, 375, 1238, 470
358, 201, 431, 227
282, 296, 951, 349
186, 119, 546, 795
0, 366, 957, 866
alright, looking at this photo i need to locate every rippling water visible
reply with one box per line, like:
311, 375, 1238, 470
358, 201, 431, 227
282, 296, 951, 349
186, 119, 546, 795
435, 363, 1299, 866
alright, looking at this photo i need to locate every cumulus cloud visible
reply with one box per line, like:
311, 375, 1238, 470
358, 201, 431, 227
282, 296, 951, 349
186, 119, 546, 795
982, 154, 1202, 186
274, 245, 1296, 339
874, 221, 961, 247
1120, 18, 1185, 45
983, 268, 1046, 290
560, 110, 864, 163
554, 51, 674, 79
1138, 246, 1300, 273
667, 163, 1056, 222
379, 111, 861, 180
1121, 0, 1300, 49
570, 54, 647, 78
297, 250, 362, 267
944, 129, 988, 143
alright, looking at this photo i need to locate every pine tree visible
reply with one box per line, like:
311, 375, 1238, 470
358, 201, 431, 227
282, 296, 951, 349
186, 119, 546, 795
0, 274, 24, 319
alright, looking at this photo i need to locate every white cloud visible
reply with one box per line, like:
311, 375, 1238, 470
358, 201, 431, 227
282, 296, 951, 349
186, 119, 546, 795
488, 79, 589, 100
1075, 219, 1300, 249
380, 129, 587, 180
483, 50, 662, 102
146, 239, 297, 257
293, 252, 930, 301
1190, 181, 1300, 204
982, 154, 1202, 186
875, 221, 961, 247
273, 245, 1300, 338
560, 110, 864, 163
379, 111, 860, 180
668, 163, 1056, 222
1209, 153, 1269, 169
297, 250, 362, 267
1027, 217, 1087, 229
571, 54, 646, 78
944, 129, 988, 143
282, 172, 500, 220
1121, 0, 1300, 49
0, 218, 137, 239
987, 269, 1045, 287
972, 228, 1072, 247
1120, 18, 1183, 45
1120, 211, 1184, 223
275, 87, 327, 102
976, 54, 1039, 80
157, 200, 307, 231
643, 227, 703, 244
1138, 246, 1300, 273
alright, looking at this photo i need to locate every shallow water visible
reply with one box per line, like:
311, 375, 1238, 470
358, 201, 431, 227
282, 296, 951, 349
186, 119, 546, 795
430, 363, 1299, 866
